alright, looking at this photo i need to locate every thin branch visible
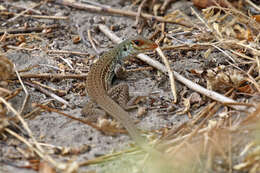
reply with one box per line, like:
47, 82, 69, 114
2, 1, 44, 26
246, 0, 260, 12
87, 29, 99, 54
160, 0, 175, 13
0, 24, 60, 35
24, 81, 72, 108
98, 24, 254, 112
156, 47, 177, 103
81, 0, 111, 8
54, 0, 193, 28
11, 73, 87, 80
46, 49, 89, 56
35, 104, 127, 134
135, 0, 148, 26
1, 12, 68, 20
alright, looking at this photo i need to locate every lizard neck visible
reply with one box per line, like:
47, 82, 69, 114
102, 45, 129, 89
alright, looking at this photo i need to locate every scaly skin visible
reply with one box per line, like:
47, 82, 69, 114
85, 37, 157, 146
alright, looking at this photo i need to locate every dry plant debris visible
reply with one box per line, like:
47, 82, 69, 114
0, 0, 260, 173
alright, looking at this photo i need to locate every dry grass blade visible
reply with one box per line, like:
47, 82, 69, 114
0, 97, 79, 172
14, 65, 29, 114
156, 47, 177, 103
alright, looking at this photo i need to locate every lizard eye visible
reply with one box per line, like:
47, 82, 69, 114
133, 40, 140, 46
132, 39, 145, 47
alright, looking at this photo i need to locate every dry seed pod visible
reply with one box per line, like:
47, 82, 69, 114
206, 66, 246, 92
0, 55, 14, 81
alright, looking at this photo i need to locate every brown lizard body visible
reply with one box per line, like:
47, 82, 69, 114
85, 37, 157, 146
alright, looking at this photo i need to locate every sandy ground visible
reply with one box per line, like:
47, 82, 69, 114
0, 0, 250, 172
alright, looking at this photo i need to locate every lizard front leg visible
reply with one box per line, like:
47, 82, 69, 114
113, 64, 141, 110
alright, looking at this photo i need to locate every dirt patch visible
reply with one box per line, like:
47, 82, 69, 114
1, 0, 260, 173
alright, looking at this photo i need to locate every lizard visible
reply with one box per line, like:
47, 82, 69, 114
82, 36, 158, 147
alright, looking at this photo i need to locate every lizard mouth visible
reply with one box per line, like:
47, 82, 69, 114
144, 43, 158, 50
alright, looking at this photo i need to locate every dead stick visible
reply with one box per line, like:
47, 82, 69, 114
160, 0, 175, 13
0, 24, 59, 35
156, 47, 177, 103
98, 24, 254, 112
135, 0, 148, 26
10, 73, 87, 80
2, 1, 43, 26
24, 81, 72, 108
22, 14, 68, 20
54, 0, 193, 28
1, 12, 68, 20
46, 49, 90, 56
35, 104, 127, 134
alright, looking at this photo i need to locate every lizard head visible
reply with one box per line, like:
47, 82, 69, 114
118, 37, 158, 59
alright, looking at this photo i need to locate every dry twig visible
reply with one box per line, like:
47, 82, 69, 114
54, 0, 193, 28
156, 47, 177, 103
12, 73, 87, 80
0, 97, 76, 171
98, 24, 252, 112
160, 0, 175, 13
24, 81, 72, 108
2, 1, 44, 26
35, 104, 127, 134
0, 24, 59, 35
87, 29, 99, 54
245, 0, 260, 12
1, 11, 68, 20
135, 0, 148, 27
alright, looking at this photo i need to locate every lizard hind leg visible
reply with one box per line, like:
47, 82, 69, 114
108, 83, 139, 111
81, 101, 107, 122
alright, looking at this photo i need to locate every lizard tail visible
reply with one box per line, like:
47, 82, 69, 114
96, 95, 146, 146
